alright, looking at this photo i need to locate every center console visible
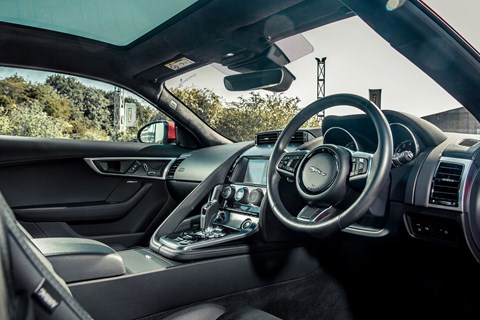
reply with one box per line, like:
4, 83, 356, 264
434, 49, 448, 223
159, 156, 268, 251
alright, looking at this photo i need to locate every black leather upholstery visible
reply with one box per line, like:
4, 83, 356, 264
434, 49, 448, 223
33, 237, 126, 283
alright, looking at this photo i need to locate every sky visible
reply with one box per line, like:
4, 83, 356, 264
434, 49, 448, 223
1, 0, 478, 119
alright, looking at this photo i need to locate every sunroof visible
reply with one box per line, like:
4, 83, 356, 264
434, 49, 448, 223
0, 0, 197, 46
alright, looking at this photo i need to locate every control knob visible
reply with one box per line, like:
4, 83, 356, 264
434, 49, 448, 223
234, 187, 249, 204
221, 185, 235, 201
214, 211, 227, 224
241, 219, 253, 229
248, 188, 264, 206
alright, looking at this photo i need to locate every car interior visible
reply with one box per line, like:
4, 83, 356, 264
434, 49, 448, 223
1, 0, 480, 319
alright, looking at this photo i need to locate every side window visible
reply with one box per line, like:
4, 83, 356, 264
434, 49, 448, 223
0, 67, 167, 142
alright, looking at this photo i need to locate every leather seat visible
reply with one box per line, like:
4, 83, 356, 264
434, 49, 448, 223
0, 191, 281, 320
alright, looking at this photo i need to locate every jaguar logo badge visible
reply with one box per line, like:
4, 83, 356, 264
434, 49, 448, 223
309, 166, 327, 176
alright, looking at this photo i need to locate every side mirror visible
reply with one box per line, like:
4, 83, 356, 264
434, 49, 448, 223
137, 120, 176, 144
223, 68, 295, 92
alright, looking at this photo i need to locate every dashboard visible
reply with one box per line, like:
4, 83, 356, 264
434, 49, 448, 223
166, 110, 480, 264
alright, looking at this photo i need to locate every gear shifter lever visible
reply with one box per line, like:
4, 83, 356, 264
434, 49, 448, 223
200, 200, 219, 231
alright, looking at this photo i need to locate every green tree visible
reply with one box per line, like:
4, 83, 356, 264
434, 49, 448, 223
0, 103, 71, 138
0, 73, 165, 141
0, 76, 72, 138
169, 87, 321, 141
0, 75, 33, 115
217, 93, 301, 141
27, 84, 72, 121
1, 73, 318, 143
0, 106, 12, 132
46, 75, 112, 137
0, 75, 31, 106
170, 87, 224, 128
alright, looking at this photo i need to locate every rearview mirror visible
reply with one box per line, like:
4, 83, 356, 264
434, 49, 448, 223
137, 120, 176, 144
223, 68, 295, 92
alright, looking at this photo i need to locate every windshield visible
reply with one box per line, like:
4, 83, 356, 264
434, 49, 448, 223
167, 7, 478, 142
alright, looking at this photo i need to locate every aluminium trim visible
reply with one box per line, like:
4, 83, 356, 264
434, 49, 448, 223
84, 157, 176, 180
159, 225, 259, 251
323, 126, 360, 151
389, 122, 421, 156
343, 225, 389, 237
348, 150, 373, 182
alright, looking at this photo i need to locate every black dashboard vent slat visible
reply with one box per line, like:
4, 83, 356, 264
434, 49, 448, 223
429, 162, 464, 207
255, 131, 308, 145
255, 132, 279, 145
166, 158, 185, 179
290, 132, 307, 144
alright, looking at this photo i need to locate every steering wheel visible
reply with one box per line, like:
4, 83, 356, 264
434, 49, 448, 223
266, 94, 393, 236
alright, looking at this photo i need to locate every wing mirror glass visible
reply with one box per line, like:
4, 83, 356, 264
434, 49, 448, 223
137, 120, 176, 144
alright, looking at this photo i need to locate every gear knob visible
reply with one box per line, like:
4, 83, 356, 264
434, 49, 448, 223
200, 200, 219, 230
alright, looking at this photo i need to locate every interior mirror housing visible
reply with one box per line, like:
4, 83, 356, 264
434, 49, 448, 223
223, 68, 295, 92
137, 120, 176, 144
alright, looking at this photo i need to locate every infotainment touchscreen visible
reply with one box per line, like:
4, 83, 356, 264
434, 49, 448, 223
243, 159, 268, 185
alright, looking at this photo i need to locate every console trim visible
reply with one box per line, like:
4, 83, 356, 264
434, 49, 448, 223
159, 223, 259, 251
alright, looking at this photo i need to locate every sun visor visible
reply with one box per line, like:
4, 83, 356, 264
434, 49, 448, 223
275, 34, 314, 62
223, 34, 313, 73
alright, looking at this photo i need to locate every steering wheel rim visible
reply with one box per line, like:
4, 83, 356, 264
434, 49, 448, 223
266, 93, 393, 236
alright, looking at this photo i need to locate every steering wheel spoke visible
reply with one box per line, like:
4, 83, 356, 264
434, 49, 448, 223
348, 151, 373, 181
276, 150, 308, 178
297, 205, 338, 222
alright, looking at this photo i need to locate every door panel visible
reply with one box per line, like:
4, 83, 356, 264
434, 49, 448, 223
0, 159, 123, 208
14, 182, 153, 222
0, 136, 190, 248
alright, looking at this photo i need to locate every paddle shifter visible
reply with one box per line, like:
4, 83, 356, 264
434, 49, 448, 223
200, 200, 219, 231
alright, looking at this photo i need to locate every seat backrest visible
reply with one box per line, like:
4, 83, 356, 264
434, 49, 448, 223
0, 191, 93, 320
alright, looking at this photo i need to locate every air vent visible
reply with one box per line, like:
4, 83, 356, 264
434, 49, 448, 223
429, 162, 464, 207
255, 131, 309, 145
290, 131, 308, 144
255, 132, 279, 145
458, 139, 479, 147
166, 158, 185, 179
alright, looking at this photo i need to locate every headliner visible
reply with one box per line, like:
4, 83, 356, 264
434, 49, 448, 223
0, 0, 353, 89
